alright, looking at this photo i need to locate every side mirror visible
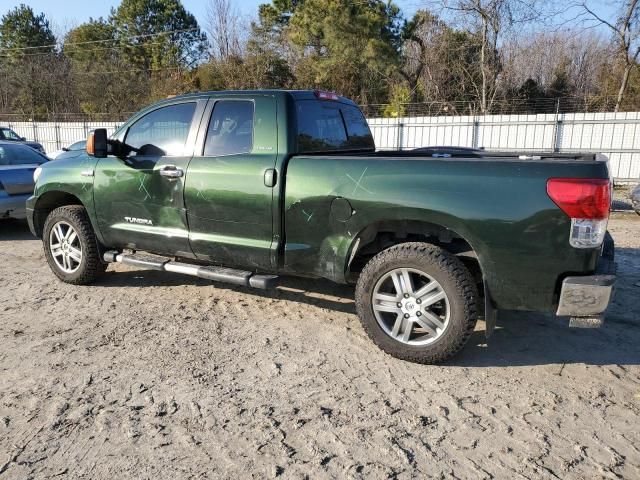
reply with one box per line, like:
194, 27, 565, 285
87, 129, 108, 158
19, 137, 26, 141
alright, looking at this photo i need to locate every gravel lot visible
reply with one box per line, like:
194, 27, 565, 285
1, 215, 639, 479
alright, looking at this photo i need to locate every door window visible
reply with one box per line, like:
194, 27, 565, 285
125, 102, 196, 156
204, 100, 254, 156
0, 144, 45, 165
0, 128, 21, 140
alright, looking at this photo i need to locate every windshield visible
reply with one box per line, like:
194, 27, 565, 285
1, 128, 21, 140
0, 143, 46, 165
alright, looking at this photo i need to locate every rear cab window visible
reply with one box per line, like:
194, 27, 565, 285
295, 100, 374, 153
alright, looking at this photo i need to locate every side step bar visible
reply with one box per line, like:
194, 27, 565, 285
103, 251, 278, 289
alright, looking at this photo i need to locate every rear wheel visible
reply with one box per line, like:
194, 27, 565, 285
355, 242, 478, 364
43, 205, 106, 284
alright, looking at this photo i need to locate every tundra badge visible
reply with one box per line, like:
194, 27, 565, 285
124, 217, 153, 225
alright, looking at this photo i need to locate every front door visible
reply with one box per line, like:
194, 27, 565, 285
94, 100, 205, 257
184, 96, 278, 270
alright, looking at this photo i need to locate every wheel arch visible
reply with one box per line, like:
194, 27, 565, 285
347, 218, 496, 338
32, 191, 85, 238
345, 219, 485, 285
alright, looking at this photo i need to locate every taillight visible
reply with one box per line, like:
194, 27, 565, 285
547, 178, 611, 248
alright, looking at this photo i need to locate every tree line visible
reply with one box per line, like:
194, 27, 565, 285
0, 0, 639, 120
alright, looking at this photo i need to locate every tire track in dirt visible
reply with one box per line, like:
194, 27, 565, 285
0, 217, 639, 478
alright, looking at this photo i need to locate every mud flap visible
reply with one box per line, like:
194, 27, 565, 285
483, 279, 497, 338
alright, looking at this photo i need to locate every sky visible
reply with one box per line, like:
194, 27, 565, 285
14, 0, 427, 33
5, 0, 617, 38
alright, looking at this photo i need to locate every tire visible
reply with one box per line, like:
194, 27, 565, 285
355, 242, 478, 364
43, 205, 106, 285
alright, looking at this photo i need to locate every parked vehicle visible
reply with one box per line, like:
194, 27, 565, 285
0, 127, 46, 154
49, 140, 86, 161
631, 184, 640, 215
26, 90, 615, 363
0, 142, 48, 219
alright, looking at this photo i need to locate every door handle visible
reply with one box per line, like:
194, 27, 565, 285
159, 165, 183, 178
264, 168, 277, 187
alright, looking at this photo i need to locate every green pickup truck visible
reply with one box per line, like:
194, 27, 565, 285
26, 90, 616, 363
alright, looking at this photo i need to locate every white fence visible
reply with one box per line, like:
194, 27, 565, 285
6, 121, 121, 155
5, 111, 640, 181
369, 111, 640, 182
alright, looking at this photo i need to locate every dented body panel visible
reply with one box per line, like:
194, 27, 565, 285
282, 155, 608, 311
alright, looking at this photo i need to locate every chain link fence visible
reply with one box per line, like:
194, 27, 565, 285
360, 96, 629, 118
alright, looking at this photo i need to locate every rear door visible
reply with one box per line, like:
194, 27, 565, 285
0, 144, 46, 195
93, 100, 205, 256
184, 96, 278, 270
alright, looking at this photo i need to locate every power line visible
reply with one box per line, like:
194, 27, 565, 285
0, 27, 203, 53
0, 38, 197, 59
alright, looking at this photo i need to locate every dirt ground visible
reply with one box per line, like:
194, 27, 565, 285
1, 215, 639, 479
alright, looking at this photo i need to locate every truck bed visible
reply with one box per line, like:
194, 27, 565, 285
282, 150, 611, 312
314, 147, 605, 162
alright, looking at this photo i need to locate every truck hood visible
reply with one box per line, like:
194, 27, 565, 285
40, 151, 96, 172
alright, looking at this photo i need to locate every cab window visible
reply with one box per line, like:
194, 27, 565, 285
1, 128, 21, 141
295, 101, 375, 153
125, 102, 196, 156
296, 102, 347, 152
204, 100, 254, 156
341, 105, 375, 149
0, 144, 45, 165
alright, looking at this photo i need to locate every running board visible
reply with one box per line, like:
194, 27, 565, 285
103, 251, 278, 289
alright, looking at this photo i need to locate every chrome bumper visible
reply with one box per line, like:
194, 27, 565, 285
556, 234, 616, 328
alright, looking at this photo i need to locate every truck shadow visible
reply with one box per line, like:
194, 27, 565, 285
100, 270, 359, 315
0, 219, 34, 241
454, 245, 640, 367
101, 247, 640, 367
454, 311, 640, 367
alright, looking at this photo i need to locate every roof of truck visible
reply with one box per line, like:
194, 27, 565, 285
166, 89, 358, 105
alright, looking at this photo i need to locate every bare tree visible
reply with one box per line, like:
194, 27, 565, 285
574, 1, 640, 111
206, 0, 246, 61
440, 0, 543, 113
502, 30, 610, 97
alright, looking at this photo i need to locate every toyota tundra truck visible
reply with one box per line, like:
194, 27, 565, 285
26, 90, 616, 364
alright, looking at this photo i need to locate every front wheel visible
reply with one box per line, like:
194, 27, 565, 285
43, 205, 106, 284
355, 242, 478, 364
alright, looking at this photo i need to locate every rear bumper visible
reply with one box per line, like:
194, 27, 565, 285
0, 193, 30, 219
556, 234, 616, 327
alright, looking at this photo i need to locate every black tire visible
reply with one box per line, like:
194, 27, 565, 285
43, 205, 106, 285
355, 242, 478, 364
